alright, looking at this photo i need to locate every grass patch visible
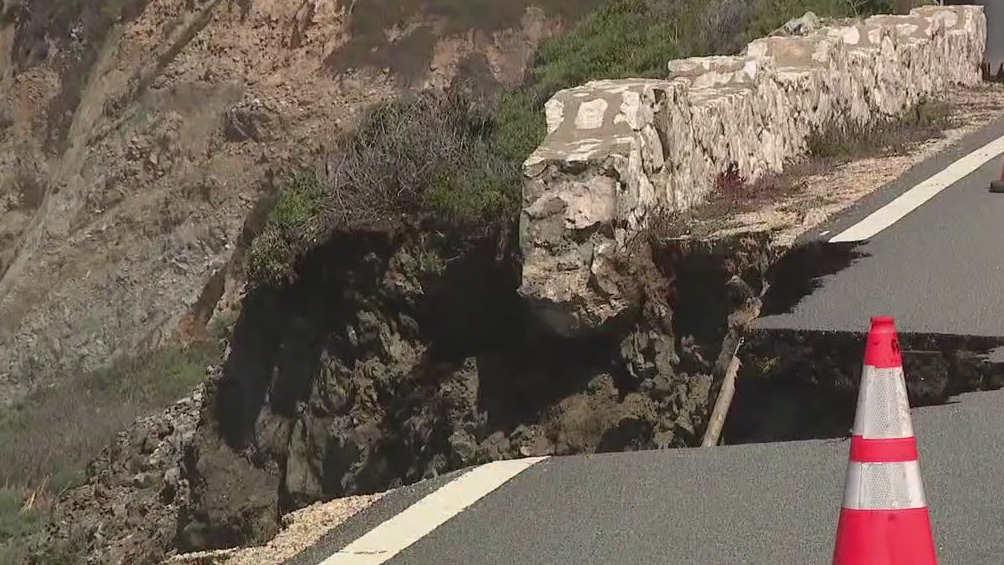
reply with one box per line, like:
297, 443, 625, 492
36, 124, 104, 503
494, 0, 906, 169
0, 487, 43, 565
806, 97, 953, 162
0, 340, 222, 491
0, 339, 222, 564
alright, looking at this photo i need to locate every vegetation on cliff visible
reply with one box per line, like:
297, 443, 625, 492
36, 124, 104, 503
0, 339, 225, 564
246, 91, 523, 287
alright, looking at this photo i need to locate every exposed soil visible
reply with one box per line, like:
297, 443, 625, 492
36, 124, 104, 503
324, 0, 605, 86
157, 237, 1004, 565
730, 324, 1004, 443
26, 219, 778, 563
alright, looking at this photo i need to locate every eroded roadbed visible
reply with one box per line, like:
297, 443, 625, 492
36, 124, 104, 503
727, 328, 1004, 444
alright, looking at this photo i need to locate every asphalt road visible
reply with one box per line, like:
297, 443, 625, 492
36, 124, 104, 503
294, 389, 1004, 565
757, 118, 1004, 336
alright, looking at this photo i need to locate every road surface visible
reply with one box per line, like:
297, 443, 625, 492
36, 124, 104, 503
287, 115, 1004, 565
288, 389, 1004, 565
757, 113, 1004, 336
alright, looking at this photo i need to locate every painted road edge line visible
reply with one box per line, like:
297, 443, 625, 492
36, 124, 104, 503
319, 456, 549, 565
829, 134, 1004, 243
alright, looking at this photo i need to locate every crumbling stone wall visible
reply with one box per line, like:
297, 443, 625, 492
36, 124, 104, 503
519, 5, 987, 337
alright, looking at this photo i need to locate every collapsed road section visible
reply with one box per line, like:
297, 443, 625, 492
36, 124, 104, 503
728, 324, 1004, 444
726, 236, 1004, 444
726, 122, 1004, 444
173, 8, 1001, 557
511, 3, 1003, 450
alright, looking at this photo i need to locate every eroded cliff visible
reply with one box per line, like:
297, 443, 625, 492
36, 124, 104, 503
0, 0, 569, 405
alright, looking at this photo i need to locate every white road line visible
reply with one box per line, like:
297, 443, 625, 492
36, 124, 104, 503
320, 456, 549, 565
829, 134, 1004, 243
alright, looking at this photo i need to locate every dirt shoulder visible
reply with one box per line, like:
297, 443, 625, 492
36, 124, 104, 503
162, 492, 386, 565
656, 83, 1004, 247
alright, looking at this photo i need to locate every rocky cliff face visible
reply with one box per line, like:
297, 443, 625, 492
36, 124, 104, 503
518, 5, 987, 337
30, 222, 776, 562
0, 3, 580, 560
166, 227, 774, 556
0, 0, 563, 405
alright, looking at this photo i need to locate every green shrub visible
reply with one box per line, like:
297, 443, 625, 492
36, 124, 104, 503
330, 90, 521, 228
246, 171, 326, 287
246, 89, 524, 287
267, 171, 326, 236
493, 89, 547, 163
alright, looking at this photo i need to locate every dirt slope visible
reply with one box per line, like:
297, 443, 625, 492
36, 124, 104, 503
0, 0, 566, 405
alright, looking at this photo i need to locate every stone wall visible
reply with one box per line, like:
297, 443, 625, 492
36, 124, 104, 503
518, 5, 987, 337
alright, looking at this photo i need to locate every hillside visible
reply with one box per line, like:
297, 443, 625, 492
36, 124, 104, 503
0, 0, 590, 401
0, 1, 585, 562
0, 0, 978, 563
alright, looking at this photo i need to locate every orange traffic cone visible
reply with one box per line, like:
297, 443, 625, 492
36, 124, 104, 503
831, 316, 938, 565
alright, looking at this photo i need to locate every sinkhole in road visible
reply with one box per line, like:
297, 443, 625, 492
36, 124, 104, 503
723, 328, 1004, 445
719, 242, 1004, 445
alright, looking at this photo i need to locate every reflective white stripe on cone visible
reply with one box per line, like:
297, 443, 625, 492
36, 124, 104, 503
841, 460, 927, 511
853, 365, 914, 440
